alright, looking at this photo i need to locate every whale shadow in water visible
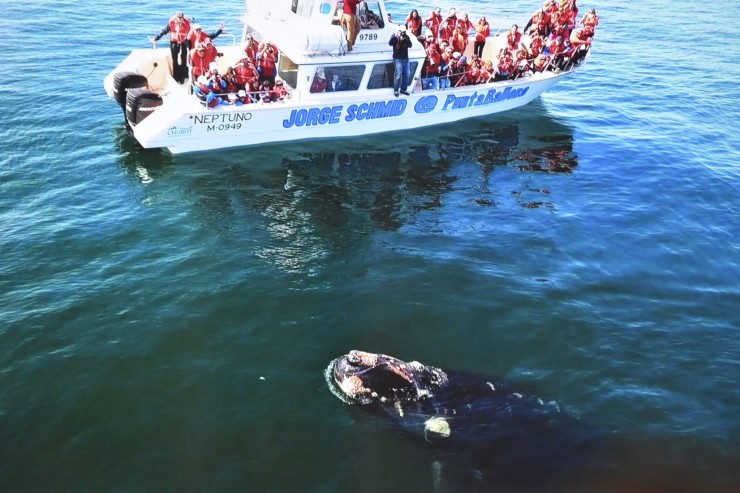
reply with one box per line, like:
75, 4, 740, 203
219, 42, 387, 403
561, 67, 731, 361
327, 350, 611, 492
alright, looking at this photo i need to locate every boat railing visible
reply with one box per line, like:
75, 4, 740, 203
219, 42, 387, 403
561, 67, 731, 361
147, 32, 238, 50
193, 88, 293, 108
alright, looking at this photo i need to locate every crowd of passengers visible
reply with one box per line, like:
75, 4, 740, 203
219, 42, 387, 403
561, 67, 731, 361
411, 0, 599, 89
169, 0, 598, 106
189, 30, 290, 107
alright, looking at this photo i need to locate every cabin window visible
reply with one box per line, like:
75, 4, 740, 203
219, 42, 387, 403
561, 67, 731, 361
310, 65, 366, 92
367, 62, 419, 90
278, 55, 299, 89
359, 1, 384, 28
334, 2, 384, 28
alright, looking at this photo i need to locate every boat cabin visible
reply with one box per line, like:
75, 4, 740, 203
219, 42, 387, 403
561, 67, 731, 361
241, 0, 426, 99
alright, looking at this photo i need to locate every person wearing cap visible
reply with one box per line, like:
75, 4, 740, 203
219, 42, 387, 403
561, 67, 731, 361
422, 30, 437, 50
189, 42, 212, 80
186, 22, 225, 51
473, 16, 490, 58
152, 12, 192, 84
425, 7, 443, 39
341, 0, 361, 52
389, 26, 413, 97
235, 89, 253, 105
310, 70, 328, 93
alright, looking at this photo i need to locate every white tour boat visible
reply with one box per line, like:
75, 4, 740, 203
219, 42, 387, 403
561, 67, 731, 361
104, 0, 591, 154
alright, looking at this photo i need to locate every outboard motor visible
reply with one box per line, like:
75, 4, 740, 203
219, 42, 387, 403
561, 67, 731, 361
112, 71, 148, 109
125, 88, 162, 128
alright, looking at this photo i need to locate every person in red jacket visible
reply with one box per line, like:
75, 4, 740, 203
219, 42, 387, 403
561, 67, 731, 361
234, 57, 259, 90
242, 33, 259, 63
580, 8, 599, 31
189, 44, 209, 79
405, 9, 423, 37
187, 22, 225, 50
152, 12, 191, 83
450, 24, 467, 54
341, 0, 361, 52
425, 7, 443, 39
473, 16, 490, 58
506, 24, 522, 51
258, 41, 278, 85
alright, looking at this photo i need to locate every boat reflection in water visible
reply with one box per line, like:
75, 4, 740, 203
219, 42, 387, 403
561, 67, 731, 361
116, 103, 577, 274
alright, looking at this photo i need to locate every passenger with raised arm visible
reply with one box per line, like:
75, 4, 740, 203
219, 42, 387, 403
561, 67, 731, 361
548, 12, 569, 41
425, 7, 443, 39
421, 43, 441, 90
405, 9, 423, 37
580, 8, 599, 31
457, 13, 473, 40
152, 11, 191, 84
450, 24, 468, 54
341, 0, 362, 52
544, 0, 560, 16
560, 0, 579, 33
258, 41, 278, 85
187, 22, 225, 50
473, 16, 490, 58
437, 21, 453, 44
389, 25, 413, 97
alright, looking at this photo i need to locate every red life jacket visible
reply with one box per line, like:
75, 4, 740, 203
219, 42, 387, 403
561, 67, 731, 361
259, 52, 277, 77
168, 17, 191, 43
507, 31, 522, 49
425, 12, 442, 38
406, 16, 423, 36
475, 22, 490, 42
190, 51, 210, 77
235, 63, 259, 87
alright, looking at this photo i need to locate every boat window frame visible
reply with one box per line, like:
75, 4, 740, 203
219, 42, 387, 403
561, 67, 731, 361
367, 61, 419, 90
309, 64, 367, 93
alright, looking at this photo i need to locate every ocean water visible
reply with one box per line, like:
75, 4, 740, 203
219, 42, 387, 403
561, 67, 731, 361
1, 0, 739, 491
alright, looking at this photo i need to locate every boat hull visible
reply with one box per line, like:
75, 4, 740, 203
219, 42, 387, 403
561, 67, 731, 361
130, 72, 569, 154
